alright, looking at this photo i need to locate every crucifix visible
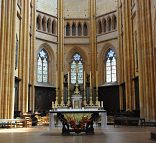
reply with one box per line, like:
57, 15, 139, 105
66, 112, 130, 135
74, 62, 80, 95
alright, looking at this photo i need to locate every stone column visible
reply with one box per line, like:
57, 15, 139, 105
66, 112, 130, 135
29, 0, 36, 112
117, 0, 124, 110
57, 0, 64, 105
18, 0, 30, 113
9, 0, 17, 118
0, 0, 16, 118
137, 0, 156, 120
0, 0, 6, 118
122, 0, 134, 110
89, 0, 97, 105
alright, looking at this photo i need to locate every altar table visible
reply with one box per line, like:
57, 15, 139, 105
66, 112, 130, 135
49, 109, 107, 135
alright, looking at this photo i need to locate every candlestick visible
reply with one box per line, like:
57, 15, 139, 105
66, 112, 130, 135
68, 72, 70, 105
90, 71, 91, 86
56, 71, 58, 88
96, 70, 98, 89
84, 71, 86, 106
84, 71, 85, 89
68, 72, 70, 85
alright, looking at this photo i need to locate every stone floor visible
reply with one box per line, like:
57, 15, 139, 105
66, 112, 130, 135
0, 126, 156, 143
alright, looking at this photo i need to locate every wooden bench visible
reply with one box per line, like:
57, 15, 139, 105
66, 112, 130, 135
114, 117, 145, 127
0, 119, 26, 128
144, 121, 156, 126
151, 132, 156, 140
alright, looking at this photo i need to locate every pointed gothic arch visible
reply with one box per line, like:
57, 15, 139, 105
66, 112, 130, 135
42, 16, 47, 31
66, 22, 70, 36
52, 19, 57, 34
98, 19, 102, 34
102, 18, 107, 33
72, 22, 76, 36
36, 15, 42, 30
112, 15, 117, 30
36, 43, 56, 85
70, 52, 83, 84
83, 22, 88, 36
47, 18, 52, 33
98, 43, 118, 85
78, 22, 82, 36
107, 16, 112, 31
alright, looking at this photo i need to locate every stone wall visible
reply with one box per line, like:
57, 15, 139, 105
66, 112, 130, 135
64, 0, 89, 18
36, 0, 57, 16
96, 0, 117, 16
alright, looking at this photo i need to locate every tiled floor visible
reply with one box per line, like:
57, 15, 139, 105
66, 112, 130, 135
0, 126, 156, 143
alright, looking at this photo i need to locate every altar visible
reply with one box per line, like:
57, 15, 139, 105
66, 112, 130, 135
49, 108, 107, 135
49, 59, 107, 135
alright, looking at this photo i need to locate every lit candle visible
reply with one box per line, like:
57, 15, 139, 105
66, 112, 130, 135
101, 101, 103, 107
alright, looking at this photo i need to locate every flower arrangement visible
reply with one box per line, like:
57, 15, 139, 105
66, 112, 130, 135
64, 114, 91, 133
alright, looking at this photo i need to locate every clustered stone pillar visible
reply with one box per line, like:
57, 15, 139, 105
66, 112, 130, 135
137, 0, 156, 120
118, 0, 156, 121
57, 0, 64, 106
18, 0, 36, 114
0, 0, 16, 118
89, 0, 98, 105
0, 0, 36, 118
122, 0, 133, 110
29, 0, 36, 113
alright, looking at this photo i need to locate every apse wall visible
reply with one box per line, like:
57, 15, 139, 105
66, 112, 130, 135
96, 0, 118, 85
63, 0, 90, 74
64, 0, 89, 18
36, 0, 57, 16
35, 0, 57, 86
96, 0, 117, 16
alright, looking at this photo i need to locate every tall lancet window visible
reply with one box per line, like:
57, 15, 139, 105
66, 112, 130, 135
105, 49, 117, 83
37, 49, 48, 83
71, 53, 83, 84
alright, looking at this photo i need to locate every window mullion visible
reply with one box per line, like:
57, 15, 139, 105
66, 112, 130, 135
110, 60, 112, 82
42, 59, 43, 82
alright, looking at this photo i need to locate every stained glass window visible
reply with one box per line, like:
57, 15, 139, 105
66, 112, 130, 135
37, 49, 48, 83
105, 49, 117, 83
71, 53, 83, 84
